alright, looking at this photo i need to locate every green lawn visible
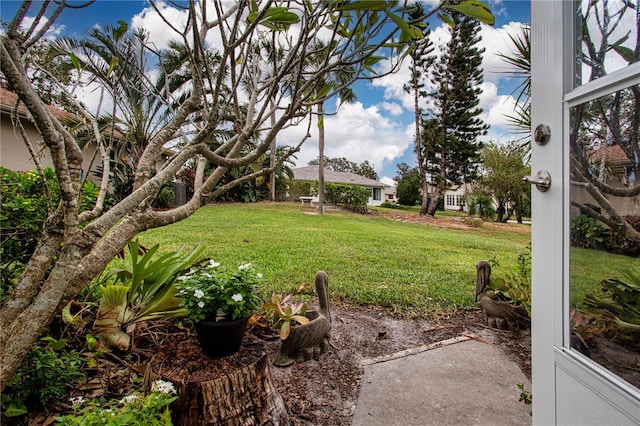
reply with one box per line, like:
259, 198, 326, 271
131, 202, 638, 317
137, 203, 531, 317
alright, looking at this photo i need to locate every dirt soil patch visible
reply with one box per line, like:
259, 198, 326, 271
262, 302, 531, 425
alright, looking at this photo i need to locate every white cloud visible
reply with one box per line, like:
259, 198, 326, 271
380, 102, 404, 116
478, 21, 528, 84
277, 100, 411, 174
380, 177, 396, 186
131, 1, 190, 50
478, 82, 519, 129
20, 16, 65, 40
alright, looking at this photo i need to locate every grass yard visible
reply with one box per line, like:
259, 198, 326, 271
137, 202, 531, 317
130, 202, 638, 317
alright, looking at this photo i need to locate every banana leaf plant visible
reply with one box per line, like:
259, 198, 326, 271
91, 240, 204, 351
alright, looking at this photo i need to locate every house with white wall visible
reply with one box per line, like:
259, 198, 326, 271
291, 166, 387, 206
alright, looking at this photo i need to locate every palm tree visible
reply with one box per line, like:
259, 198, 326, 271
306, 41, 357, 214
52, 23, 230, 196
497, 24, 531, 159
403, 1, 435, 215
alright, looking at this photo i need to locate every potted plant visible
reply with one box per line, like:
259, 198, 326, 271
175, 261, 263, 358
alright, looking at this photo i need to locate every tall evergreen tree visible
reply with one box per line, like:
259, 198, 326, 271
421, 12, 489, 216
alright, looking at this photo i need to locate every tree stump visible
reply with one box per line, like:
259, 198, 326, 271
144, 332, 290, 426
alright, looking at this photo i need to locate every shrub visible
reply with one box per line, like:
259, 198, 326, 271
1, 168, 59, 301
153, 185, 176, 209
570, 215, 611, 250
1, 337, 86, 417
469, 194, 496, 221
324, 183, 370, 212
0, 168, 110, 302
288, 181, 315, 201
380, 202, 402, 209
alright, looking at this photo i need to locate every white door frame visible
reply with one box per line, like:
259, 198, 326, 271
531, 0, 640, 424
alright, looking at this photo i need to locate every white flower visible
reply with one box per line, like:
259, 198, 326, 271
177, 275, 190, 281
231, 293, 243, 302
120, 394, 140, 404
152, 380, 176, 395
197, 301, 205, 308
257, 273, 263, 279
69, 396, 86, 407
238, 263, 251, 270
202, 272, 213, 278
194, 289, 204, 299
208, 260, 220, 268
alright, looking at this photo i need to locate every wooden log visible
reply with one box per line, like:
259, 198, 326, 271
144, 333, 290, 426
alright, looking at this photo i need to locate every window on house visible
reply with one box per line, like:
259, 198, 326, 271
446, 194, 455, 206
372, 187, 381, 201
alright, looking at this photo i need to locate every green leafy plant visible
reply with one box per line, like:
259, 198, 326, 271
261, 290, 311, 340
324, 183, 371, 212
90, 240, 203, 350
488, 244, 532, 311
0, 167, 112, 302
583, 268, 640, 348
517, 383, 532, 416
152, 185, 176, 209
175, 261, 264, 323
56, 380, 177, 425
1, 337, 86, 417
380, 202, 402, 209
570, 215, 611, 250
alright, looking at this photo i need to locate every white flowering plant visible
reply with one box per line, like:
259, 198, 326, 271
175, 260, 264, 323
57, 380, 177, 425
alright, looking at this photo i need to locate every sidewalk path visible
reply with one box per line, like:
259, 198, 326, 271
352, 336, 532, 426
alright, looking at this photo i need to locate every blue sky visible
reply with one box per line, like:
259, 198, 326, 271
1, 0, 530, 185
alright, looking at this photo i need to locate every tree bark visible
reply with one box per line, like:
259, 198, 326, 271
427, 182, 443, 217
144, 335, 290, 426
317, 102, 325, 215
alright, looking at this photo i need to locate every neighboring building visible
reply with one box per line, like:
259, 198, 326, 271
1, 87, 171, 183
572, 143, 638, 217
384, 185, 397, 204
291, 166, 387, 206
0, 87, 89, 173
443, 185, 468, 212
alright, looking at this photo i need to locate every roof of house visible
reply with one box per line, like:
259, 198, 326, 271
292, 166, 386, 188
588, 144, 633, 166
0, 87, 132, 141
0, 87, 75, 122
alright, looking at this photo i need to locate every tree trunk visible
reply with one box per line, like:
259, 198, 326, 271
426, 182, 443, 217
269, 97, 277, 202
496, 201, 505, 222
144, 334, 290, 426
419, 180, 429, 216
317, 102, 325, 215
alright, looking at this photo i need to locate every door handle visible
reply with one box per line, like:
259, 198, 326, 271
523, 170, 551, 192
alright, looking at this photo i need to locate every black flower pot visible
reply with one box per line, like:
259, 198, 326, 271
194, 317, 249, 358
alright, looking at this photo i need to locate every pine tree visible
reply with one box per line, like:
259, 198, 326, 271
421, 12, 488, 216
